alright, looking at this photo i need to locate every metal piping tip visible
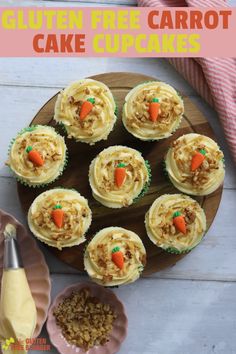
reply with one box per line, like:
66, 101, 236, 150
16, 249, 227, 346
3, 223, 17, 240
3, 223, 23, 269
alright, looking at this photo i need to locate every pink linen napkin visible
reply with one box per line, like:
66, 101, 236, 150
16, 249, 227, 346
138, 0, 236, 163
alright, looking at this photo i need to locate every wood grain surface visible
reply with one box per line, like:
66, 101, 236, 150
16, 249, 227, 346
17, 72, 223, 275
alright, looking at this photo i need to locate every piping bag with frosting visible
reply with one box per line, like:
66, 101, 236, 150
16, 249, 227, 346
0, 224, 37, 354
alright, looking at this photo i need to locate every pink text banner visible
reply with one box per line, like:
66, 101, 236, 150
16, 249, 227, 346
0, 7, 235, 57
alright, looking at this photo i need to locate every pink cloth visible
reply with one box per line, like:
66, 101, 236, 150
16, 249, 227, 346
138, 0, 236, 163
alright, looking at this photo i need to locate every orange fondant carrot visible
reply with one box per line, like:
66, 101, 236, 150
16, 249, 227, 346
26, 146, 44, 167
51, 204, 64, 228
79, 97, 95, 120
173, 211, 186, 234
191, 149, 206, 171
115, 163, 126, 188
111, 247, 124, 269
149, 98, 160, 122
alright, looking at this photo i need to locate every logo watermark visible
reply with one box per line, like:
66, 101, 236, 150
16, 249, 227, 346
1, 337, 51, 351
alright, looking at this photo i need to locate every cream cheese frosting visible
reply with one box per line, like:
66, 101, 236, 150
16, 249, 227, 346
54, 79, 117, 144
89, 146, 150, 208
122, 81, 184, 141
145, 194, 206, 253
7, 125, 67, 187
28, 188, 92, 249
165, 133, 225, 196
84, 227, 146, 286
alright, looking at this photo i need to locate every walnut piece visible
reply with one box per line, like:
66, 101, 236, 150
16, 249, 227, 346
184, 207, 196, 224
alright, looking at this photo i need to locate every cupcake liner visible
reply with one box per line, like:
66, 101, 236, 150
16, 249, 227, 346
133, 159, 152, 203
57, 122, 68, 136
114, 103, 118, 117
8, 125, 68, 188
163, 237, 204, 254
163, 156, 170, 181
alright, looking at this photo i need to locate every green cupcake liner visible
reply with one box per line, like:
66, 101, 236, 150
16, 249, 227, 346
133, 159, 152, 203
8, 125, 68, 188
162, 236, 204, 255
114, 103, 118, 117
163, 156, 170, 181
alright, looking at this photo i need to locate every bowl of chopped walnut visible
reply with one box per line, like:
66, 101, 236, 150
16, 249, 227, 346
46, 282, 128, 354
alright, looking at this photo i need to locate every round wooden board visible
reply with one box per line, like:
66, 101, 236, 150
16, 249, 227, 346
17, 72, 223, 276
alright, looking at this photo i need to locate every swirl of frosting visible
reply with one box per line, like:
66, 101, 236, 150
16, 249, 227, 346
84, 227, 146, 286
145, 194, 206, 253
89, 146, 150, 208
28, 188, 92, 250
123, 81, 184, 140
8, 125, 67, 186
165, 133, 225, 196
54, 79, 116, 144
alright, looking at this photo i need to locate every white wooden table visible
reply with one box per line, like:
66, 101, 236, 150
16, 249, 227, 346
0, 1, 236, 354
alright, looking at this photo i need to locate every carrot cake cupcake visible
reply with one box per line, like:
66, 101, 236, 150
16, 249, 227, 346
54, 79, 117, 145
165, 133, 225, 196
145, 194, 206, 254
84, 227, 146, 286
89, 145, 151, 208
7, 125, 67, 187
28, 188, 92, 249
122, 81, 184, 141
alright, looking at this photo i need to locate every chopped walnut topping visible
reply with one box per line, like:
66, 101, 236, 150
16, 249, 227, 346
51, 153, 62, 161
102, 274, 113, 283
125, 250, 132, 259
68, 96, 75, 104
184, 207, 196, 224
98, 258, 107, 268
53, 288, 117, 351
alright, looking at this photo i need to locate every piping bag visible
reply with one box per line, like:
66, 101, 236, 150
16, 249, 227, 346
0, 224, 37, 354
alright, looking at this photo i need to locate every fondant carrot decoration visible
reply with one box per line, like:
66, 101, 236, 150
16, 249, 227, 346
191, 149, 206, 171
115, 163, 126, 188
112, 247, 124, 270
80, 97, 95, 120
51, 204, 64, 228
149, 98, 160, 122
173, 211, 186, 234
26, 146, 44, 167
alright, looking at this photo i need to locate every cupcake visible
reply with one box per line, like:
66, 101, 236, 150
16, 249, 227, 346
89, 146, 151, 208
7, 125, 67, 187
28, 188, 92, 249
122, 81, 184, 141
54, 79, 117, 145
165, 133, 225, 196
84, 227, 146, 287
145, 194, 206, 254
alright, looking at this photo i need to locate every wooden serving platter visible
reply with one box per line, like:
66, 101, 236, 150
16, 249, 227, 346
17, 72, 223, 276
